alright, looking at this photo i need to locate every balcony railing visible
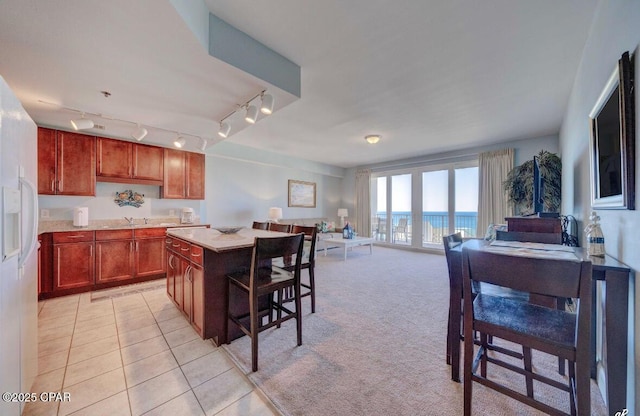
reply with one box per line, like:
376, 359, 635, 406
371, 213, 478, 245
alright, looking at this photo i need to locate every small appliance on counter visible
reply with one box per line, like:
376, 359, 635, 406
73, 207, 89, 227
180, 207, 194, 224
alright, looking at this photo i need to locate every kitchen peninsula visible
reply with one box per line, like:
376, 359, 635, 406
165, 227, 290, 345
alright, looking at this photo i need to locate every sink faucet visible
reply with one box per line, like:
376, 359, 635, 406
143, 217, 149, 225
124, 217, 134, 226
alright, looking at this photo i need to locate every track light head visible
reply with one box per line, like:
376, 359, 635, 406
218, 122, 231, 138
131, 125, 148, 141
173, 136, 186, 148
260, 93, 274, 115
70, 115, 94, 131
200, 138, 208, 152
245, 105, 258, 124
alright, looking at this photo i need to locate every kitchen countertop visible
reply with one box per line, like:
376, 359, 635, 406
167, 227, 290, 253
38, 218, 208, 234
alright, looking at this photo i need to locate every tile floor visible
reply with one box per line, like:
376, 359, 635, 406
25, 282, 281, 416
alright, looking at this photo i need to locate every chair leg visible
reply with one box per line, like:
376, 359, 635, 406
463, 323, 474, 416
309, 267, 316, 313
276, 289, 283, 328
446, 310, 452, 365
295, 282, 302, 346
574, 358, 590, 416
523, 347, 534, 398
251, 292, 259, 372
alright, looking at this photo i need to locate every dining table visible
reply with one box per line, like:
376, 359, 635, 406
447, 238, 632, 415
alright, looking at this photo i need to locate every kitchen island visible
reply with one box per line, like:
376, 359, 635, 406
165, 227, 290, 345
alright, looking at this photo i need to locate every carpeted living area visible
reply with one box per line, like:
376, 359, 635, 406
223, 246, 607, 416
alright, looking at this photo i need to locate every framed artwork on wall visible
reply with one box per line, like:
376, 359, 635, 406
588, 51, 635, 210
288, 180, 316, 208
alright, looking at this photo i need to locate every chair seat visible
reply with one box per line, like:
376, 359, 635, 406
473, 294, 576, 353
228, 266, 296, 294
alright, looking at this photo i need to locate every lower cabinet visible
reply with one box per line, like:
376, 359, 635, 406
52, 231, 95, 291
95, 230, 134, 284
165, 237, 204, 337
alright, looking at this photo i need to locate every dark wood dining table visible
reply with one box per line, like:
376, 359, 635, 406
447, 238, 632, 415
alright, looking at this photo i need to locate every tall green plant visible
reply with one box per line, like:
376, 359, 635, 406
503, 150, 562, 214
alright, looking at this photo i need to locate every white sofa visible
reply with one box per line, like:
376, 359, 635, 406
280, 218, 343, 251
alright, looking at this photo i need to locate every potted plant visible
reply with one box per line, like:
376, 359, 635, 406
503, 150, 562, 214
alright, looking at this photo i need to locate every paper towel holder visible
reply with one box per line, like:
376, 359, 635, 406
73, 207, 89, 227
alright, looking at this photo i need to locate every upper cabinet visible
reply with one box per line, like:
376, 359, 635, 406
97, 137, 163, 185
162, 149, 205, 200
37, 127, 96, 196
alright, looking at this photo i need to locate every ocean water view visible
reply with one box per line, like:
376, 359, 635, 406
374, 211, 478, 243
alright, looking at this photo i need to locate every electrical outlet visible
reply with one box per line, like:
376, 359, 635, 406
41, 209, 50, 218
169, 209, 175, 216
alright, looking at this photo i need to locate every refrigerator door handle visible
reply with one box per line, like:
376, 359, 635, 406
18, 176, 38, 269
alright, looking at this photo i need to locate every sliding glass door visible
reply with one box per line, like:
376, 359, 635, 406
372, 161, 478, 249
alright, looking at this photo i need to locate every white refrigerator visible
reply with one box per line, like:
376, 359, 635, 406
0, 75, 39, 415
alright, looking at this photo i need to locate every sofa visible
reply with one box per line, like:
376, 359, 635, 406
280, 218, 343, 251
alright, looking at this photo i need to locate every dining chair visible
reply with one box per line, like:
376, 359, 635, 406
461, 246, 592, 416
278, 225, 318, 314
226, 233, 305, 372
252, 221, 269, 230
268, 222, 292, 233
393, 218, 408, 242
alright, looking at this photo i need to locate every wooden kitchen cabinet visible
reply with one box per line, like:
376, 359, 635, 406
37, 127, 96, 196
189, 260, 204, 335
134, 228, 166, 277
95, 229, 134, 284
96, 137, 163, 185
161, 149, 205, 200
52, 231, 95, 291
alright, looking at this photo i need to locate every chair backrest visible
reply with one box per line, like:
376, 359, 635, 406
291, 225, 317, 264
495, 230, 562, 245
462, 246, 591, 302
397, 218, 408, 229
268, 222, 292, 233
251, 234, 304, 281
443, 232, 463, 266
252, 221, 269, 230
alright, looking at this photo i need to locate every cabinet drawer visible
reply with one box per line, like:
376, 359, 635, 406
190, 245, 203, 265
135, 227, 167, 239
95, 229, 133, 241
165, 237, 173, 248
179, 240, 191, 256
53, 231, 95, 243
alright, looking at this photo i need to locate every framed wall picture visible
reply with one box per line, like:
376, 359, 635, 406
288, 180, 316, 208
588, 51, 635, 210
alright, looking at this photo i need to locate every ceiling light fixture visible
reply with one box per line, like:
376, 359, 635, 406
260, 93, 275, 115
245, 104, 258, 124
365, 134, 381, 144
200, 138, 208, 152
216, 89, 274, 138
173, 135, 186, 148
131, 125, 148, 141
70, 113, 94, 131
218, 121, 231, 138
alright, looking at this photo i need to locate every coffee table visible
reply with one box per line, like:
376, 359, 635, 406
325, 236, 374, 260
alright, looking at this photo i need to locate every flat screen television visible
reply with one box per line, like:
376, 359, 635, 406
531, 156, 559, 218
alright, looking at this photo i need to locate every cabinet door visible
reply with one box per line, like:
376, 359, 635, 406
38, 233, 53, 295
181, 258, 192, 319
56, 131, 96, 196
135, 237, 166, 277
162, 148, 185, 198
96, 240, 134, 284
190, 263, 204, 336
185, 152, 205, 200
37, 127, 57, 195
166, 250, 176, 301
97, 138, 132, 179
53, 242, 94, 290
133, 144, 164, 181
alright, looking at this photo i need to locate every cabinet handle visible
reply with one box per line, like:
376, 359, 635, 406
130, 241, 133, 253
57, 179, 62, 192
191, 252, 201, 257
172, 243, 180, 248
181, 247, 189, 252
136, 241, 139, 252
51, 179, 55, 192
168, 254, 174, 269
67, 235, 86, 239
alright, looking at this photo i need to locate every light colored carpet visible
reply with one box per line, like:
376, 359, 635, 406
223, 246, 607, 416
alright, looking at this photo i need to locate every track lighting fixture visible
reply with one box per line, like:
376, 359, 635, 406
218, 121, 231, 138
131, 125, 148, 141
200, 138, 208, 152
365, 135, 381, 144
245, 104, 258, 124
173, 135, 186, 148
260, 93, 274, 115
70, 113, 94, 131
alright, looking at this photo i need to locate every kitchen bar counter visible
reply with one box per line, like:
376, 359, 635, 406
166, 227, 290, 252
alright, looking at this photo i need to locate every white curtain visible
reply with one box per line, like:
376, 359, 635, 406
355, 169, 371, 237
477, 149, 514, 236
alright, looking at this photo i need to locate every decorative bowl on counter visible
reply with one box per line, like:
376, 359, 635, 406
213, 226, 244, 234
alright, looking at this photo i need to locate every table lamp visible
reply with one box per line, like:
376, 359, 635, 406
268, 207, 283, 223
338, 208, 348, 228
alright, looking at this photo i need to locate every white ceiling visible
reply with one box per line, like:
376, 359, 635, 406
0, 0, 597, 168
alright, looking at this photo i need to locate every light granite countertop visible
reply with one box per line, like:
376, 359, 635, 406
166, 227, 290, 253
38, 217, 208, 234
